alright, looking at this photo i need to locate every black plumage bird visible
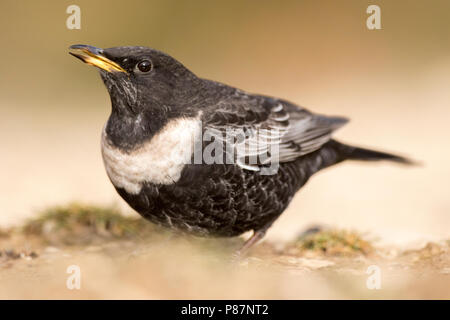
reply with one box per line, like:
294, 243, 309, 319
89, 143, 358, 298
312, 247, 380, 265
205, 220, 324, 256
69, 45, 412, 255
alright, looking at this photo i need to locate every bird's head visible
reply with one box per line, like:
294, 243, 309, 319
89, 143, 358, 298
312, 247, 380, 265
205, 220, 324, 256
69, 45, 199, 117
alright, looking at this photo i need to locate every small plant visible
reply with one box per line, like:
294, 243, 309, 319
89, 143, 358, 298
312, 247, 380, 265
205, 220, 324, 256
294, 229, 373, 256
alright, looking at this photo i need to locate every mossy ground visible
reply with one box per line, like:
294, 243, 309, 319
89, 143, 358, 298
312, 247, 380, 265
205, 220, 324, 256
21, 203, 166, 245
0, 203, 448, 299
289, 229, 374, 256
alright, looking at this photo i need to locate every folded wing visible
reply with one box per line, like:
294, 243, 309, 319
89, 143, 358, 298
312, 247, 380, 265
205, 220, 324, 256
202, 93, 348, 171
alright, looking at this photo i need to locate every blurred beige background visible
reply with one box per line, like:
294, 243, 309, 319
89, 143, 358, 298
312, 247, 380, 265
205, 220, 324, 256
1, 0, 449, 246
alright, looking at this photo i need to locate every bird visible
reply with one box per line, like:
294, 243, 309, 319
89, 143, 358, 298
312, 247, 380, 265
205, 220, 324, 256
69, 44, 413, 256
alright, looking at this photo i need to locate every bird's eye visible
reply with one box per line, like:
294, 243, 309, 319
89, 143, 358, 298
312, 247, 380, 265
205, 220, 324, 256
137, 60, 152, 73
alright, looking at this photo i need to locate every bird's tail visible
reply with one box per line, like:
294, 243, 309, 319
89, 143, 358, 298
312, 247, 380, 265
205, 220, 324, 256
330, 140, 415, 165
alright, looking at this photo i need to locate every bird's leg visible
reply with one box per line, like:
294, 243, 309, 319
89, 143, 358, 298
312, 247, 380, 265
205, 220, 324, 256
234, 230, 267, 258
233, 221, 275, 259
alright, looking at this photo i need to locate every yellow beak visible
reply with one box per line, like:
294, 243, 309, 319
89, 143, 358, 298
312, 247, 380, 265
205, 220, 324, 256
69, 44, 126, 73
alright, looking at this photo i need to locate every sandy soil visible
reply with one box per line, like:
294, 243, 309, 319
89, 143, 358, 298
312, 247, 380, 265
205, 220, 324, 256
0, 205, 448, 299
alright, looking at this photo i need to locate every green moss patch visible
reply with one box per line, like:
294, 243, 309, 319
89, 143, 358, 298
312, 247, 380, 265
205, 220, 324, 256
22, 203, 167, 245
290, 229, 373, 256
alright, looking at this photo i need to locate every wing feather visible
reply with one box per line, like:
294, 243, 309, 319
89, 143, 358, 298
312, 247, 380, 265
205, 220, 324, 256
202, 93, 347, 171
